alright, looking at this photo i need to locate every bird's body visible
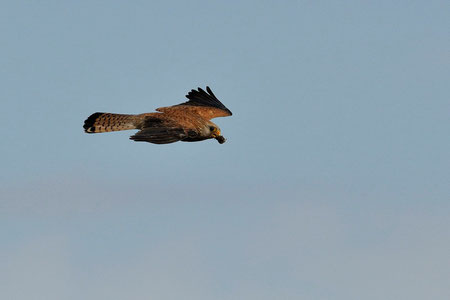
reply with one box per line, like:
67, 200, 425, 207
83, 87, 232, 144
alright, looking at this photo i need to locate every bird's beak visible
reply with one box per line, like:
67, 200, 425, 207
212, 128, 221, 138
212, 128, 226, 144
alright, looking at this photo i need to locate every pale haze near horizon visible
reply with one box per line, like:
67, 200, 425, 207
1, 1, 449, 299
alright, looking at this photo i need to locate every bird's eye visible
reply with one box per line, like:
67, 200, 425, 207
209, 126, 215, 131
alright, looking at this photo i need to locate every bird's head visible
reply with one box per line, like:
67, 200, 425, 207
208, 125, 221, 138
207, 124, 226, 144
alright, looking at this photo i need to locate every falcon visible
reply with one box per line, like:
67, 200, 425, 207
83, 86, 232, 144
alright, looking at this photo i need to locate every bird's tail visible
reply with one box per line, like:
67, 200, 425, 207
83, 112, 141, 133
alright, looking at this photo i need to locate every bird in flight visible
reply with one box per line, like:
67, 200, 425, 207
83, 86, 232, 144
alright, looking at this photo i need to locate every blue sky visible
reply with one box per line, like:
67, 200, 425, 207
1, 1, 449, 299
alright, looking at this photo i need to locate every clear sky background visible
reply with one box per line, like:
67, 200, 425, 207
1, 1, 449, 299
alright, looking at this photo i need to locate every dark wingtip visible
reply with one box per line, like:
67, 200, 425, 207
183, 86, 231, 114
206, 86, 232, 115
83, 112, 104, 133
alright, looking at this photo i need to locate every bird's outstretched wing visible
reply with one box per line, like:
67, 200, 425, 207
129, 116, 199, 144
156, 86, 232, 120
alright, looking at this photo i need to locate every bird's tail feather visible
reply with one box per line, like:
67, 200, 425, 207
83, 112, 140, 133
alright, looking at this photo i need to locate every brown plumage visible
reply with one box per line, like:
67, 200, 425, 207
83, 86, 232, 144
